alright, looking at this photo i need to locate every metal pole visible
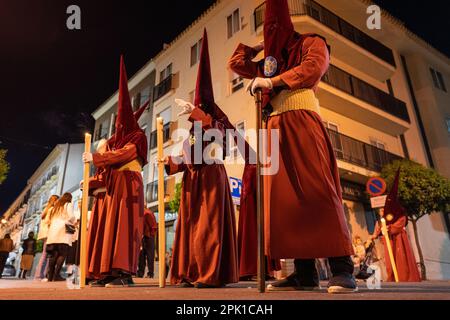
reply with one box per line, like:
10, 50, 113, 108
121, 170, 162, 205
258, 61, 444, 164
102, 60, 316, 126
254, 89, 265, 293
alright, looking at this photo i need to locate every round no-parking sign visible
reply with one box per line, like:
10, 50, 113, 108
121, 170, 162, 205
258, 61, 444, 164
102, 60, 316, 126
366, 177, 387, 197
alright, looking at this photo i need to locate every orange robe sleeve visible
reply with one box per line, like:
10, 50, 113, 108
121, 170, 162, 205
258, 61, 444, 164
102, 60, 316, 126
92, 143, 138, 168
228, 43, 261, 79
165, 156, 186, 175
279, 36, 330, 91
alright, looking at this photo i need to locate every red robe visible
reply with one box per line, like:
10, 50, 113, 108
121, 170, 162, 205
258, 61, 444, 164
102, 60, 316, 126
229, 37, 353, 259
375, 216, 421, 282
86, 169, 107, 280
143, 209, 157, 238
92, 143, 145, 275
165, 107, 238, 286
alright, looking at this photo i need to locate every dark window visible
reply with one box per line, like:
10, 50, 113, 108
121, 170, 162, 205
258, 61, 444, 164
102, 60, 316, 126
430, 68, 447, 92
227, 9, 240, 39
190, 38, 203, 67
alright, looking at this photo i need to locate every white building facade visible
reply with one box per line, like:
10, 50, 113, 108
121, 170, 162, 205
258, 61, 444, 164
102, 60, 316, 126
91, 0, 450, 279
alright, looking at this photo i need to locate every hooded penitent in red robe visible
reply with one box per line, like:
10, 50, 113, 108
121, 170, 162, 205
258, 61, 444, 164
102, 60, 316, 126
86, 101, 149, 280
90, 56, 148, 276
229, 0, 353, 259
165, 29, 238, 287
374, 169, 421, 282
227, 127, 280, 278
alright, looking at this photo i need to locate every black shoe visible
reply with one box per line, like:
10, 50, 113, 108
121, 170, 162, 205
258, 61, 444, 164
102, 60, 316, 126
89, 276, 117, 287
147, 273, 154, 279
127, 276, 136, 287
327, 273, 358, 294
267, 273, 320, 292
53, 275, 66, 282
105, 274, 132, 288
179, 280, 194, 288
194, 282, 225, 289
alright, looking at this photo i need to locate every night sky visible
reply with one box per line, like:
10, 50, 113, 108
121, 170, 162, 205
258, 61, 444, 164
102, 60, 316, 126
0, 0, 449, 214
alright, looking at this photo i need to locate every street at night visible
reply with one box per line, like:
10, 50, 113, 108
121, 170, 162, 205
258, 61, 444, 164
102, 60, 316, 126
1, 278, 449, 300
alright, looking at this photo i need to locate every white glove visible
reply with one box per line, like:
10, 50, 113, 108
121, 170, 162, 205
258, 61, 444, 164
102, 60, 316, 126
246, 77, 273, 95
175, 98, 195, 117
82, 152, 93, 163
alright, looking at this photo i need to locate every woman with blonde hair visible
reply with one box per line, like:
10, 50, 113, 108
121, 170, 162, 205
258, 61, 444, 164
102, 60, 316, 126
46, 193, 76, 281
35, 194, 59, 281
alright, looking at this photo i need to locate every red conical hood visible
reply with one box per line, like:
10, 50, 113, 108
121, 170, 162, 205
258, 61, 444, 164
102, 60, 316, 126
114, 55, 140, 149
263, 0, 295, 77
194, 29, 214, 107
384, 168, 406, 225
134, 99, 150, 121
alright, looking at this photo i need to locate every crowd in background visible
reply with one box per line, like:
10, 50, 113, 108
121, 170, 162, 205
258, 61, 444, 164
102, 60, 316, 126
0, 193, 163, 283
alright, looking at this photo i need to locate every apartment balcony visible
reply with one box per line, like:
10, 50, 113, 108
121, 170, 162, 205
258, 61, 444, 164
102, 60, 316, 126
146, 176, 176, 204
319, 64, 410, 135
153, 73, 179, 103
149, 121, 178, 150
326, 128, 402, 175
254, 0, 396, 80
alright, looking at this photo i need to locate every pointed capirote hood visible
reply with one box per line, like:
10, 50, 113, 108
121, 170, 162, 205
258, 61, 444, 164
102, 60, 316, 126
384, 168, 406, 225
134, 99, 150, 121
114, 55, 140, 149
193, 28, 230, 123
194, 28, 215, 107
263, 0, 295, 77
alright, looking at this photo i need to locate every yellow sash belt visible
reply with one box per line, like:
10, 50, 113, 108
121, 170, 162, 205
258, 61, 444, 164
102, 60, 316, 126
270, 88, 320, 116
117, 159, 142, 172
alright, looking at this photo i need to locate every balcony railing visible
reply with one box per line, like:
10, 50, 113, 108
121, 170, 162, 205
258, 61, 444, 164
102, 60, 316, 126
153, 74, 173, 102
323, 65, 410, 122
149, 122, 172, 149
326, 128, 402, 172
254, 0, 396, 67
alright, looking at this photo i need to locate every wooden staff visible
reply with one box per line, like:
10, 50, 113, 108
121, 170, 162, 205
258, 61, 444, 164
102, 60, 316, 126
156, 117, 166, 288
80, 133, 91, 288
380, 217, 399, 282
254, 89, 265, 293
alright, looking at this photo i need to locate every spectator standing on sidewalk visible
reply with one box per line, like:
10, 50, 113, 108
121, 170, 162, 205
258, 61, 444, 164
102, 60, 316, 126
46, 193, 76, 282
0, 234, 15, 278
34, 195, 59, 281
19, 232, 36, 279
137, 208, 157, 278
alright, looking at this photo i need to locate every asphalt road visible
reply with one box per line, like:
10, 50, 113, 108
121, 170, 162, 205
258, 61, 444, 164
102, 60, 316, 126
0, 278, 449, 300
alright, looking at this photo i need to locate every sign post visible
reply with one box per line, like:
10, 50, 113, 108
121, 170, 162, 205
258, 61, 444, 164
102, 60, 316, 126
366, 177, 399, 283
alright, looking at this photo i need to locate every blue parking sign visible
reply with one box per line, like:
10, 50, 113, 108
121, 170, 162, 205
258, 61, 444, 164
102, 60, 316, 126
229, 177, 242, 204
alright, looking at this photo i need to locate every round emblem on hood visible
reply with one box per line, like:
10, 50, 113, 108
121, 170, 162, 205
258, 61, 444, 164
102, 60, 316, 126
264, 56, 278, 77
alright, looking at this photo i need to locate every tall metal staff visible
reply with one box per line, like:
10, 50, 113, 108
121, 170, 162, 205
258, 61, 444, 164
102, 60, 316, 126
156, 117, 166, 288
254, 89, 265, 293
80, 133, 91, 288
